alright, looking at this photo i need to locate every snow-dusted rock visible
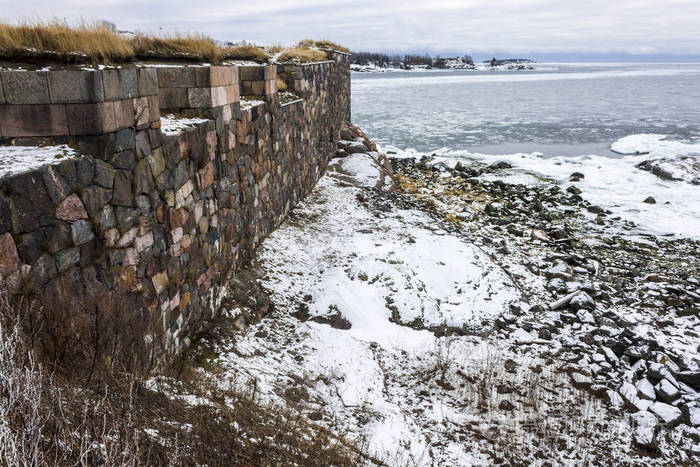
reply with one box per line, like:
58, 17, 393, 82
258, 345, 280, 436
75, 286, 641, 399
512, 327, 534, 344
346, 141, 368, 154
681, 404, 700, 427
631, 410, 658, 448
650, 402, 682, 426
571, 372, 593, 389
607, 389, 624, 408
636, 379, 657, 401
602, 347, 619, 365
655, 379, 680, 403
570, 291, 595, 311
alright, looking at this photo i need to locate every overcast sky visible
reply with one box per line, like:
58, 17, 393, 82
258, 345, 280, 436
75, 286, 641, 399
4, 0, 700, 59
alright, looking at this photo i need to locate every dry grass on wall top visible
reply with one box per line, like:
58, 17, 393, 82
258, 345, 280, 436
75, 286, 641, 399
298, 38, 350, 53
0, 21, 271, 65
222, 44, 270, 63
277, 47, 329, 63
0, 21, 134, 63
130, 33, 222, 63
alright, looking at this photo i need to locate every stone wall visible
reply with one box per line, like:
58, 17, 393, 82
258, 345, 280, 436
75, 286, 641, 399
0, 51, 351, 369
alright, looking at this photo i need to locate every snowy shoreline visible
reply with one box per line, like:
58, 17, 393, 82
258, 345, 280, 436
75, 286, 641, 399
180, 130, 699, 464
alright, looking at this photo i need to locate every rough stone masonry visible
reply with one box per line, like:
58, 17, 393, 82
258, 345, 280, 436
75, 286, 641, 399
0, 51, 351, 369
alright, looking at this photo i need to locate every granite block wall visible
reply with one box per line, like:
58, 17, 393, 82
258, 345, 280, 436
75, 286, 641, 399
0, 51, 351, 369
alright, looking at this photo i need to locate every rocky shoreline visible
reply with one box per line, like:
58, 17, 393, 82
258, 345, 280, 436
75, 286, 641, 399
182, 127, 699, 464
386, 155, 700, 447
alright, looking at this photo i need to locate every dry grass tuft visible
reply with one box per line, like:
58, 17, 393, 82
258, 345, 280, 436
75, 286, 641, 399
0, 22, 273, 65
297, 39, 349, 53
313, 39, 350, 53
130, 33, 222, 63
223, 45, 269, 63
277, 47, 328, 63
0, 288, 375, 466
0, 21, 134, 63
277, 76, 288, 92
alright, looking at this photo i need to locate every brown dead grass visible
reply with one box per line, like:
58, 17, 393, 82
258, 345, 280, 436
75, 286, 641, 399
297, 39, 350, 53
130, 33, 222, 63
223, 44, 269, 63
0, 22, 273, 65
277, 47, 328, 63
0, 21, 134, 63
277, 76, 288, 92
313, 39, 350, 53
0, 289, 376, 466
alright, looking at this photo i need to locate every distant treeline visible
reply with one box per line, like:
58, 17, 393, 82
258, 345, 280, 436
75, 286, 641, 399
351, 51, 473, 67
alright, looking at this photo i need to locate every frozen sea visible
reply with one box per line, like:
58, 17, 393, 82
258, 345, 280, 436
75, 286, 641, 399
351, 63, 700, 238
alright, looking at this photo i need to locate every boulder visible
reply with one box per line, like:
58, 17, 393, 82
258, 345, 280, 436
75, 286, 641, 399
643, 196, 656, 204
55, 194, 88, 222
681, 404, 700, 427
570, 291, 595, 311
655, 379, 680, 403
649, 402, 682, 426
631, 410, 658, 448
635, 378, 656, 400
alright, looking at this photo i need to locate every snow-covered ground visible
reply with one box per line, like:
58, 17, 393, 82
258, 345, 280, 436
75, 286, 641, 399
0, 144, 78, 179
382, 133, 700, 240
199, 150, 697, 464
160, 114, 211, 135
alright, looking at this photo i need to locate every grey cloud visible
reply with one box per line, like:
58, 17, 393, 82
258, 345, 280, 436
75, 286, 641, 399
2, 0, 699, 57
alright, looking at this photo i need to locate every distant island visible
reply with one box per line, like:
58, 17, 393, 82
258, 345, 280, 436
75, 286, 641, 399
350, 51, 535, 72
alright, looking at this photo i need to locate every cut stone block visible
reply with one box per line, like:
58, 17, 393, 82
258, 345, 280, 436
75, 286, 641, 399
159, 88, 188, 111
188, 87, 212, 107
0, 104, 69, 137
264, 65, 277, 81
225, 84, 240, 103
157, 68, 195, 88
134, 97, 150, 127
195, 66, 237, 87
148, 95, 160, 122
119, 68, 138, 99
137, 68, 159, 96
239, 66, 264, 81
101, 69, 123, 101
265, 79, 277, 95
211, 86, 228, 107
48, 70, 104, 104
114, 99, 136, 129
66, 102, 117, 135
1, 71, 50, 104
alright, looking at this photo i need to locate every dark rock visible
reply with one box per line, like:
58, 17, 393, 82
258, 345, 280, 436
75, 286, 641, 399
116, 207, 139, 233
27, 253, 56, 289
0, 196, 12, 234
71, 220, 94, 246
489, 161, 512, 170
47, 222, 72, 255
566, 185, 582, 195
569, 291, 595, 311
569, 172, 585, 181
643, 196, 656, 204
677, 371, 700, 390
74, 157, 94, 186
80, 186, 112, 218
94, 160, 115, 188
16, 227, 52, 264
112, 170, 134, 206
55, 247, 80, 273
10, 171, 54, 234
